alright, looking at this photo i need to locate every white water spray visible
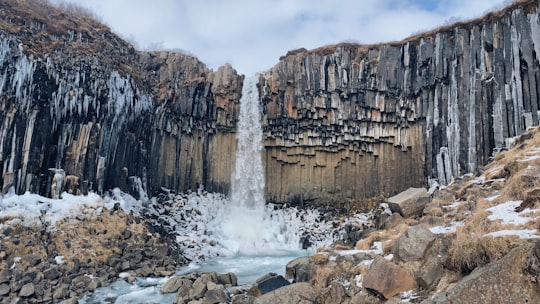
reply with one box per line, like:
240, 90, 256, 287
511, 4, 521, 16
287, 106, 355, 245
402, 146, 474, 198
220, 75, 275, 255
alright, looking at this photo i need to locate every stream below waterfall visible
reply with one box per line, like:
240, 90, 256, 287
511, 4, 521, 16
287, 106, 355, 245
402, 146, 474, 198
80, 75, 339, 303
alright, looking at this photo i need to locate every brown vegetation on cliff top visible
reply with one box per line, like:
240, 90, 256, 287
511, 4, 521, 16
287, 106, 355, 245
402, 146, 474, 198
280, 0, 537, 62
0, 0, 136, 70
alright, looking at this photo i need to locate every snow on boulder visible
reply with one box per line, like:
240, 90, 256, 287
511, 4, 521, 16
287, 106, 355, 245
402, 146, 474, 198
387, 187, 429, 218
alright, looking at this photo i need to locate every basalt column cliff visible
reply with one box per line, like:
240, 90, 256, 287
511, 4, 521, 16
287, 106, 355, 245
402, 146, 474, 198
0, 0, 242, 197
0, 0, 539, 204
261, 0, 540, 203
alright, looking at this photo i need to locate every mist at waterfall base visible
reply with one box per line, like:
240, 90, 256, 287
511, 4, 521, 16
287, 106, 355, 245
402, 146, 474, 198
177, 75, 332, 281
81, 77, 341, 302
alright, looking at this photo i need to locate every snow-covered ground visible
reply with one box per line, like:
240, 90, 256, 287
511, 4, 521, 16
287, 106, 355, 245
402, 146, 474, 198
0, 188, 142, 230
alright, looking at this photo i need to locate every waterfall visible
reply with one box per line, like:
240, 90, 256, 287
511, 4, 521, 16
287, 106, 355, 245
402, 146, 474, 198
220, 75, 270, 255
231, 75, 265, 213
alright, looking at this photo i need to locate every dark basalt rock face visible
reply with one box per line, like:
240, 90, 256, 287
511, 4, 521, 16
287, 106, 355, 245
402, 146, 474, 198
0, 0, 539, 204
0, 0, 242, 198
261, 0, 540, 202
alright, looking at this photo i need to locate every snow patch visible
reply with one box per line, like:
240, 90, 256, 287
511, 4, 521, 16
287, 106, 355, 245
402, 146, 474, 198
442, 201, 461, 210
0, 189, 146, 230
429, 221, 464, 234
55, 256, 65, 265
486, 201, 536, 226
485, 229, 539, 239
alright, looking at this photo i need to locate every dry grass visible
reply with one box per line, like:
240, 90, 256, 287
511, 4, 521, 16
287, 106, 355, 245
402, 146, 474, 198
355, 223, 409, 254
0, 224, 48, 271
52, 210, 148, 267
279, 0, 537, 64
310, 258, 364, 292
0, 0, 136, 72
446, 199, 522, 274
445, 126, 540, 275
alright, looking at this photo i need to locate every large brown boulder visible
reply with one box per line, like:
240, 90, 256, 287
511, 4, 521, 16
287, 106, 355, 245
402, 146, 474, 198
387, 188, 430, 218
393, 224, 437, 262
363, 256, 415, 299
252, 282, 316, 304
424, 242, 540, 303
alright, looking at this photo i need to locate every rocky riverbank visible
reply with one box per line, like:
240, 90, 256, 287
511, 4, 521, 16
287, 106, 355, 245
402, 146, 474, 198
0, 193, 186, 303
2, 126, 540, 303
147, 126, 540, 304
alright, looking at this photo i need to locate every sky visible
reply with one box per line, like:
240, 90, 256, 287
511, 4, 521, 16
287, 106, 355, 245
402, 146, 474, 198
50, 0, 512, 75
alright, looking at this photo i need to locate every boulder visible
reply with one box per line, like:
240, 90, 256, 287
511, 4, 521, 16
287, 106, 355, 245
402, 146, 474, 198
162, 276, 192, 293
425, 242, 540, 303
53, 284, 69, 300
253, 282, 315, 304
415, 255, 444, 290
248, 273, 290, 296
363, 256, 415, 299
216, 272, 238, 286
393, 224, 436, 262
387, 188, 429, 218
19, 283, 34, 297
231, 294, 255, 304
285, 256, 314, 282
189, 277, 208, 300
317, 281, 347, 304
205, 287, 230, 303
0, 269, 11, 284
0, 283, 10, 296
43, 267, 60, 280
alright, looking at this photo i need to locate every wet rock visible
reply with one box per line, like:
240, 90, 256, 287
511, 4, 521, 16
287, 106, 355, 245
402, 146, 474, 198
162, 276, 192, 294
189, 277, 208, 300
363, 256, 415, 300
252, 282, 315, 304
285, 256, 314, 283
387, 188, 430, 218
393, 224, 436, 262
248, 273, 291, 296
204, 287, 230, 303
216, 272, 238, 286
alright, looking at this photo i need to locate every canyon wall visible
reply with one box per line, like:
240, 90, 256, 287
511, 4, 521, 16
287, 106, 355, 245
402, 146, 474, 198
0, 0, 242, 197
0, 0, 539, 204
261, 0, 540, 203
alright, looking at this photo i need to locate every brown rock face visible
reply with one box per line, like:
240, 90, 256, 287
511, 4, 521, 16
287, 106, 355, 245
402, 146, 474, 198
363, 256, 415, 299
426, 242, 540, 304
387, 188, 430, 218
261, 0, 540, 202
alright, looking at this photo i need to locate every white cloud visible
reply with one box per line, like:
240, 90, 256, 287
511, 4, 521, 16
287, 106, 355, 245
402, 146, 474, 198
50, 0, 510, 75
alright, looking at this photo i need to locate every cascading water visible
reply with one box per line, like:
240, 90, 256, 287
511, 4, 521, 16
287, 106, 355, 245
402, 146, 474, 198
81, 76, 342, 301
220, 75, 267, 254
219, 75, 296, 256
